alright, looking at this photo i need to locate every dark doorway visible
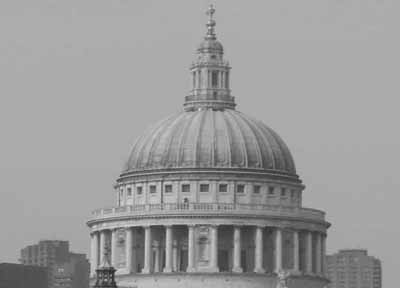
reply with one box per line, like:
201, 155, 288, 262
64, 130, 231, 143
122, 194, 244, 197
218, 250, 229, 272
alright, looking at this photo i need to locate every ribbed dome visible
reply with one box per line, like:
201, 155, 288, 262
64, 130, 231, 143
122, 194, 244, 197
123, 109, 296, 175
197, 39, 224, 53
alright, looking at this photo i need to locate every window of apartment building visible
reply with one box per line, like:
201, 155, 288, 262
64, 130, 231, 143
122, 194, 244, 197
219, 184, 228, 192
200, 184, 209, 192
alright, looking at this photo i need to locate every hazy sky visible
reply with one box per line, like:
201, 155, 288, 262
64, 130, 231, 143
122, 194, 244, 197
0, 0, 398, 286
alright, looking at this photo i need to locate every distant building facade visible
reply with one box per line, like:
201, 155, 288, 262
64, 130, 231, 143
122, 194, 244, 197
20, 240, 89, 288
0, 263, 48, 288
326, 249, 382, 288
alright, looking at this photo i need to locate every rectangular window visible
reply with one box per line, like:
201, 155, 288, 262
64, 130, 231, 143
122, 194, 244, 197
150, 185, 157, 194
219, 184, 228, 192
236, 184, 245, 193
200, 184, 209, 192
290, 190, 295, 198
281, 187, 286, 197
253, 185, 261, 194
164, 184, 172, 193
181, 184, 190, 193
127, 187, 132, 196
268, 186, 274, 195
211, 71, 218, 88
136, 186, 143, 195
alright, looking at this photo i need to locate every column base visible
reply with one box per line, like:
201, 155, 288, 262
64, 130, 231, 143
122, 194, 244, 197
186, 267, 196, 273
254, 267, 266, 273
163, 267, 173, 273
232, 267, 243, 273
141, 268, 151, 274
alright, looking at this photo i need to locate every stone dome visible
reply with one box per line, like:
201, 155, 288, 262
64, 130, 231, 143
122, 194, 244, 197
123, 109, 296, 175
197, 39, 224, 53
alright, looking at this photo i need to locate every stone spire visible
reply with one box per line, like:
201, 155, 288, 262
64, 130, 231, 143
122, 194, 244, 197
184, 5, 235, 111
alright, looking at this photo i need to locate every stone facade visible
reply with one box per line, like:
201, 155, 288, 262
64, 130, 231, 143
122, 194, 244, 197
87, 5, 330, 288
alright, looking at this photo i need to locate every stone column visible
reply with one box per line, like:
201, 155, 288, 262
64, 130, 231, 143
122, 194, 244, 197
316, 233, 322, 275
90, 232, 99, 276
321, 234, 327, 276
254, 226, 265, 273
306, 231, 313, 274
209, 225, 219, 272
274, 228, 282, 273
232, 226, 242, 273
154, 241, 160, 273
293, 230, 300, 272
111, 229, 118, 267
172, 240, 178, 272
142, 226, 152, 274
125, 228, 133, 273
163, 226, 173, 273
99, 230, 107, 263
187, 225, 196, 272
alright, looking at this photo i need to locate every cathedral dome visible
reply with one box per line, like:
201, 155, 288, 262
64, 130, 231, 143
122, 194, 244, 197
123, 109, 296, 175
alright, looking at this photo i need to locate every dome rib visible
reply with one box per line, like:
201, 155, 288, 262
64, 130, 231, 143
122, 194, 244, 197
238, 112, 276, 170
159, 112, 188, 167
234, 112, 264, 169
256, 122, 291, 172
225, 110, 248, 167
194, 110, 208, 167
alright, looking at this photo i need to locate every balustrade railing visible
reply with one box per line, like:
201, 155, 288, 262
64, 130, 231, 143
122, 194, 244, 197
90, 203, 325, 221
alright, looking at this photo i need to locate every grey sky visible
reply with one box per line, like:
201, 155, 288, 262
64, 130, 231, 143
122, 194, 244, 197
0, 0, 398, 286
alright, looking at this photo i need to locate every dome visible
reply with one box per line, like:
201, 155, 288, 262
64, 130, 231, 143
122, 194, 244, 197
197, 39, 224, 53
123, 109, 296, 175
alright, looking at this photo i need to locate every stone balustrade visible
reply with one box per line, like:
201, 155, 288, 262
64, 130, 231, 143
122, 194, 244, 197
90, 203, 325, 222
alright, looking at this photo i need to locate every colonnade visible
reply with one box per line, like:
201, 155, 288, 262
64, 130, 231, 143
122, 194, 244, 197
90, 225, 326, 277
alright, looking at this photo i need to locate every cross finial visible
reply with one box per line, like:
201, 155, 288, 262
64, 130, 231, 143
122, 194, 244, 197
206, 4, 215, 21
205, 4, 216, 39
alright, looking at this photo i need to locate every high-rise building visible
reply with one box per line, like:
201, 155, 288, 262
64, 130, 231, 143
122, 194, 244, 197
87, 5, 331, 288
0, 263, 48, 288
326, 249, 382, 288
20, 240, 89, 288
